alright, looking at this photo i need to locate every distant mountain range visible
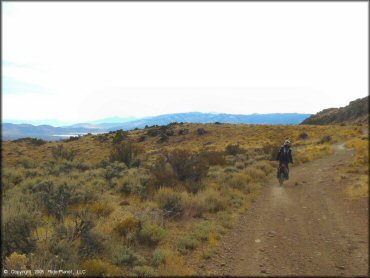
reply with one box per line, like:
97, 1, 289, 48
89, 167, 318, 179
2, 112, 311, 141
301, 96, 368, 125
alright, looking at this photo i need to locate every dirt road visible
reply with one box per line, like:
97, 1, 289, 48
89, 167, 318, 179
197, 144, 369, 276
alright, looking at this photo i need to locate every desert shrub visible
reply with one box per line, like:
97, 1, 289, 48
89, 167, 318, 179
245, 167, 265, 181
31, 181, 74, 221
18, 158, 37, 169
79, 231, 106, 258
178, 128, 189, 135
51, 144, 78, 161
150, 156, 177, 189
118, 169, 149, 199
112, 130, 128, 144
168, 149, 209, 183
158, 134, 169, 143
64, 135, 80, 142
253, 160, 274, 175
147, 128, 160, 137
95, 134, 109, 143
4, 252, 28, 270
104, 161, 127, 182
2, 211, 37, 256
2, 169, 24, 191
12, 137, 47, 146
224, 166, 239, 173
137, 135, 147, 142
225, 144, 244, 155
185, 181, 205, 194
113, 215, 141, 241
90, 202, 114, 218
133, 266, 156, 277
46, 238, 79, 269
177, 235, 199, 255
261, 143, 280, 160
152, 248, 171, 267
184, 193, 207, 218
202, 189, 227, 213
139, 222, 166, 246
82, 259, 121, 276
214, 122, 222, 125
109, 141, 133, 167
156, 188, 185, 219
318, 135, 332, 144
199, 150, 226, 166
165, 129, 175, 136
234, 161, 245, 169
227, 172, 251, 190
197, 128, 206, 135
112, 246, 146, 266
298, 132, 309, 140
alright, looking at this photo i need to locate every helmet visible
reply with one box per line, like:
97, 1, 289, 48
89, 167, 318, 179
284, 140, 291, 146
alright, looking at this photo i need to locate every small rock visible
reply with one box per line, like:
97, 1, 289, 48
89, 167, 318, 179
255, 239, 261, 243
220, 263, 226, 267
261, 269, 267, 274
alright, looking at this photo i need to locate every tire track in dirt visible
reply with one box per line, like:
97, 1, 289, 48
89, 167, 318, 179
197, 143, 369, 276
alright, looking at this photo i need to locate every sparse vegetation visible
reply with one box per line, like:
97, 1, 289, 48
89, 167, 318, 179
2, 122, 365, 276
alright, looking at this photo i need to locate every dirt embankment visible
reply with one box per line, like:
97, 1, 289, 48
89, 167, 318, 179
196, 143, 369, 276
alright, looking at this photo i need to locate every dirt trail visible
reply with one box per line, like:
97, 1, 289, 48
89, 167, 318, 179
197, 143, 369, 276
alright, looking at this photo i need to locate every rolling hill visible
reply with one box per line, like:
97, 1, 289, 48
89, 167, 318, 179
2, 112, 311, 140
301, 96, 369, 125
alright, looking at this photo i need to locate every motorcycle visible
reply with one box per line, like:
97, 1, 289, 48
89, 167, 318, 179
278, 162, 289, 186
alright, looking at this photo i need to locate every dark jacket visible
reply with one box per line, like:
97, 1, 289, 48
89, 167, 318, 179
276, 146, 293, 164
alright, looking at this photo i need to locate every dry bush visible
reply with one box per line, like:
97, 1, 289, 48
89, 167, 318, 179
4, 252, 28, 270
150, 156, 177, 189
226, 172, 252, 190
113, 215, 141, 240
225, 144, 244, 155
156, 187, 185, 219
201, 189, 227, 213
167, 149, 209, 183
345, 175, 368, 199
89, 202, 114, 218
183, 193, 207, 218
199, 150, 226, 166
82, 259, 121, 276
51, 145, 78, 161
109, 141, 133, 167
244, 167, 265, 181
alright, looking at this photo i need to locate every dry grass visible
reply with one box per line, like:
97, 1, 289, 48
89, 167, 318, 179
2, 123, 364, 275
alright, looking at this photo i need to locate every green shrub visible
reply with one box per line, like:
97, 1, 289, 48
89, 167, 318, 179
177, 236, 199, 255
2, 211, 37, 256
152, 248, 171, 267
112, 246, 146, 266
156, 188, 185, 219
112, 130, 128, 144
139, 223, 166, 246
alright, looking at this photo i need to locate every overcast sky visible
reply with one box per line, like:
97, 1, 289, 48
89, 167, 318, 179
2, 2, 368, 123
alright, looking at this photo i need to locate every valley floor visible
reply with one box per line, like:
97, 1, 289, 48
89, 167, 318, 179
193, 143, 369, 276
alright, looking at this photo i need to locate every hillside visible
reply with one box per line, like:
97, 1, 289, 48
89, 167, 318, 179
2, 122, 367, 276
301, 96, 369, 125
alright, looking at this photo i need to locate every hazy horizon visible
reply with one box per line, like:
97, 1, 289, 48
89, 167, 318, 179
3, 2, 368, 123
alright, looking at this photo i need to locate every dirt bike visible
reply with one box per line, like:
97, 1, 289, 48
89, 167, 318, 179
278, 162, 289, 186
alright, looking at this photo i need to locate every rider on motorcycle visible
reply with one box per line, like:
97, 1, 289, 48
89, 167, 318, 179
276, 140, 293, 179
